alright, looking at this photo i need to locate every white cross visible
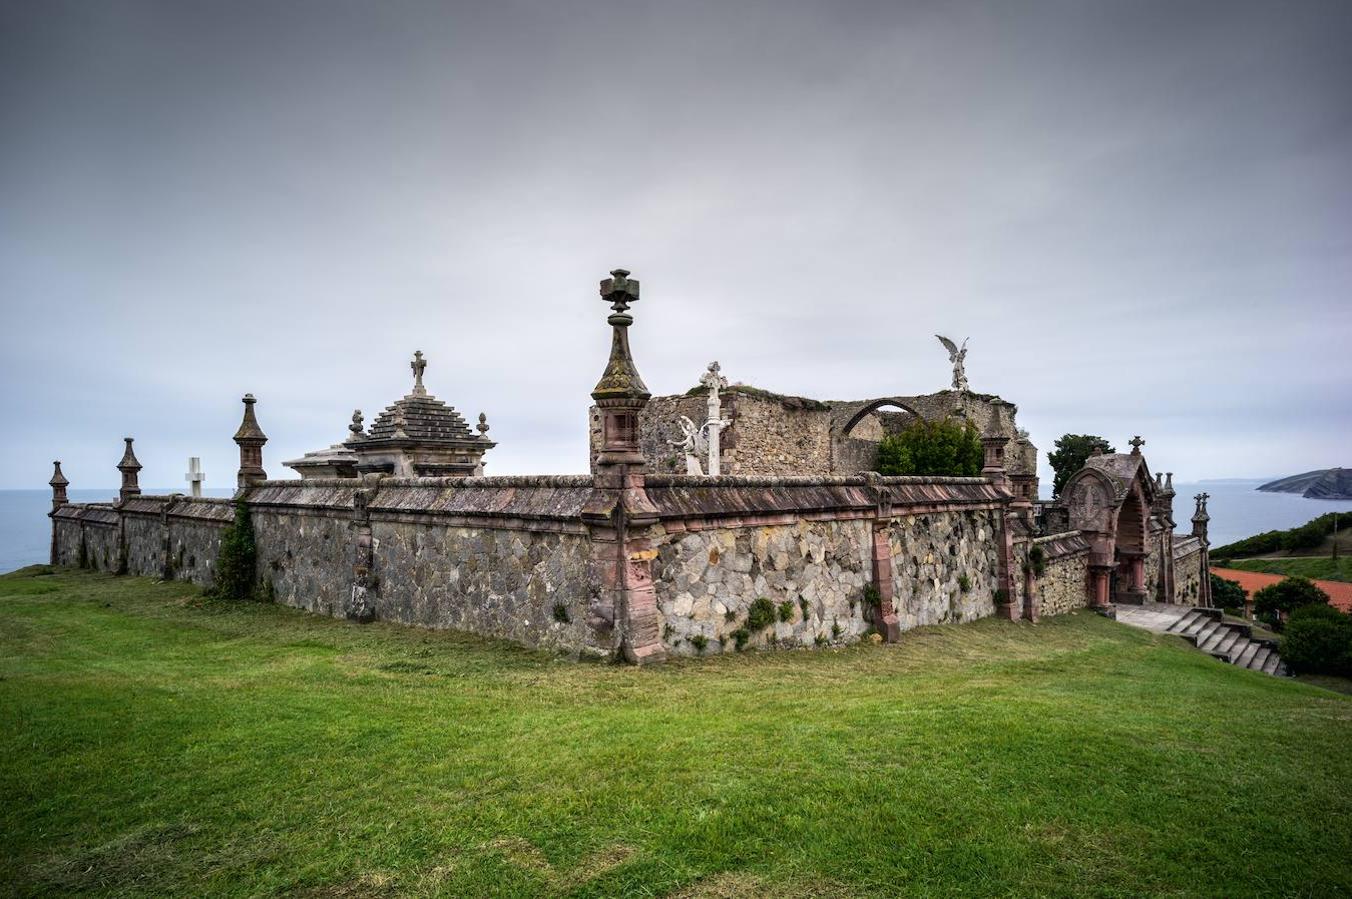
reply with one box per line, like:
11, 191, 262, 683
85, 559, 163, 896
185, 456, 204, 497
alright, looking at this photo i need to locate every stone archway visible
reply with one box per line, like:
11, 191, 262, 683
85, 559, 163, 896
1112, 480, 1150, 602
830, 399, 921, 474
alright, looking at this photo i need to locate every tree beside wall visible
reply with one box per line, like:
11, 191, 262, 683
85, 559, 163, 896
875, 417, 983, 477
1048, 434, 1116, 497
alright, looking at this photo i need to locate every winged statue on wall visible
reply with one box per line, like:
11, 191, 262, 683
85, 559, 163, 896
936, 335, 970, 392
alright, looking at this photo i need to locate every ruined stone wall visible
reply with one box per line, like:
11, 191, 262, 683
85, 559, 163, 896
885, 509, 1001, 628
1031, 532, 1091, 617
650, 518, 873, 656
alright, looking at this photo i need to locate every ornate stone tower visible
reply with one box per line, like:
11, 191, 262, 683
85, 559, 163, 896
117, 438, 142, 502
1192, 492, 1213, 607
234, 394, 268, 487
49, 460, 69, 512
583, 269, 665, 665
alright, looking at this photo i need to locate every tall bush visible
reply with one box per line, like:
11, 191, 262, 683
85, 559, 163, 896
1281, 604, 1352, 676
1210, 574, 1247, 613
211, 499, 258, 601
1048, 434, 1115, 497
1253, 576, 1329, 629
875, 417, 983, 477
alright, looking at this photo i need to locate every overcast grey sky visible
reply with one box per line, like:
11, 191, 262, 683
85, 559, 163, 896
2, 0, 1349, 490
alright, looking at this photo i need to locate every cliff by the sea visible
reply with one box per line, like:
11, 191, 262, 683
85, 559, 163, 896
1257, 467, 1352, 500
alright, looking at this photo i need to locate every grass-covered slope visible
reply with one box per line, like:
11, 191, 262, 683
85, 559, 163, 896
1222, 556, 1352, 584
3, 567, 1351, 898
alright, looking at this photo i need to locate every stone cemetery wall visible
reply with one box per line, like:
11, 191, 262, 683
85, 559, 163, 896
650, 518, 874, 655
1030, 532, 1092, 617
884, 510, 1002, 629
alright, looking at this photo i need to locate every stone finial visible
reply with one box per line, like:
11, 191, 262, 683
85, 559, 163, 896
1192, 492, 1210, 540
477, 412, 490, 436
1164, 472, 1174, 493
592, 268, 651, 466
349, 409, 364, 438
600, 268, 639, 316
49, 460, 69, 511
980, 402, 1010, 485
1129, 435, 1145, 455
411, 351, 428, 396
117, 437, 142, 502
234, 394, 268, 487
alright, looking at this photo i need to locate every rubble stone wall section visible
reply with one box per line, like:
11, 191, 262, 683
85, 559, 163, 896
1034, 536, 1092, 617
650, 518, 873, 656
1174, 545, 1204, 605
885, 510, 1002, 629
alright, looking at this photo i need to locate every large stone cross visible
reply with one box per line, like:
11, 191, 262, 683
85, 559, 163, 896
1129, 435, 1146, 454
184, 456, 204, 498
411, 351, 427, 395
699, 361, 731, 476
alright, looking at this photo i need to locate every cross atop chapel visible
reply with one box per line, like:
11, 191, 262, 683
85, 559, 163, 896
1129, 435, 1146, 454
411, 351, 427, 396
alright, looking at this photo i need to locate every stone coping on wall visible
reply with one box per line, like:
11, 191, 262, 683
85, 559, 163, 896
643, 474, 1009, 523
1031, 530, 1092, 559
1171, 535, 1203, 559
52, 503, 120, 527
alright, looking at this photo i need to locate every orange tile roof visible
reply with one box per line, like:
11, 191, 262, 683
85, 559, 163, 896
1211, 567, 1352, 614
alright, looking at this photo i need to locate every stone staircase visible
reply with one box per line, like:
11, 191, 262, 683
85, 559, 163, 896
1165, 608, 1288, 677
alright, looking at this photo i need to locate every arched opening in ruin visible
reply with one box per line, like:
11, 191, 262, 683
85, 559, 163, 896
833, 400, 922, 474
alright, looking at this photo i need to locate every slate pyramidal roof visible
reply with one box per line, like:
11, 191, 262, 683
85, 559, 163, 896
356, 351, 494, 448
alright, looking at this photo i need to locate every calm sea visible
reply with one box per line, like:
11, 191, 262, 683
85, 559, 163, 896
3, 480, 1351, 574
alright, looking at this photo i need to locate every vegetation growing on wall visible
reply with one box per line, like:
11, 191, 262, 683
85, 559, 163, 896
875, 417, 982, 477
1048, 434, 1115, 497
210, 499, 258, 601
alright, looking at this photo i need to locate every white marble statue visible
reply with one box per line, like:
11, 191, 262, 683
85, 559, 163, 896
670, 415, 708, 475
936, 335, 970, 392
698, 361, 733, 476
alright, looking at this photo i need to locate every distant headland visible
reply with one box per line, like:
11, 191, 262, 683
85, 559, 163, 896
1257, 468, 1352, 500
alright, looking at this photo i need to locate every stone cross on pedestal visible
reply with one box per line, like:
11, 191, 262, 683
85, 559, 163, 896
185, 457, 204, 498
698, 361, 731, 476
411, 351, 427, 396
1129, 435, 1146, 454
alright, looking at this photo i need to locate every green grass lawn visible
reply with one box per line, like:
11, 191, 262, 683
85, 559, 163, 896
1220, 556, 1352, 583
3, 567, 1352, 898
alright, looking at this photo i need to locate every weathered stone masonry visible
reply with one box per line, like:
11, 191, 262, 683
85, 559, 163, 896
46, 267, 1213, 663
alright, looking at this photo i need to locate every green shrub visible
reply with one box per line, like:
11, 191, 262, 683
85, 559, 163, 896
831, 622, 842, 640
1281, 604, 1352, 675
1254, 577, 1330, 629
1211, 574, 1247, 612
875, 417, 983, 477
552, 603, 570, 623
777, 600, 795, 623
731, 627, 751, 651
798, 597, 811, 620
957, 574, 971, 593
211, 499, 258, 601
689, 634, 708, 654
1028, 545, 1046, 577
863, 584, 882, 609
746, 597, 776, 631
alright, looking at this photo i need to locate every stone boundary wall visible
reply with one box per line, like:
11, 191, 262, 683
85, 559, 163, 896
1172, 536, 1205, 606
1030, 531, 1092, 617
51, 472, 1043, 660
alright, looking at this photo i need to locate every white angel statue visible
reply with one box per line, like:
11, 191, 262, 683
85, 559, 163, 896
669, 415, 709, 475
936, 335, 970, 392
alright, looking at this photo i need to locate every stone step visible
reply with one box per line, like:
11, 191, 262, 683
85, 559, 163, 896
1262, 651, 1283, 676
1167, 610, 1204, 635
1213, 628, 1242, 657
1193, 620, 1221, 646
1198, 625, 1230, 653
1182, 615, 1213, 638
1249, 646, 1271, 672
1234, 640, 1261, 669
